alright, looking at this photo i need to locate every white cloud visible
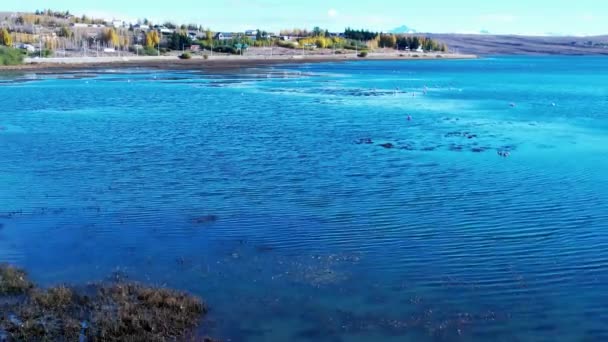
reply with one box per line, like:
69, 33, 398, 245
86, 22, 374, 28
328, 9, 338, 18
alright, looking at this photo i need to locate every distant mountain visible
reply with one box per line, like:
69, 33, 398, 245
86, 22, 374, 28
389, 25, 417, 34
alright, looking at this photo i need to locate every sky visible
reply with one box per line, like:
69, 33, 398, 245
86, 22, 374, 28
3, 0, 607, 36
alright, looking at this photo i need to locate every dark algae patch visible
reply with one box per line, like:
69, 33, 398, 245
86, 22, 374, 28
0, 264, 216, 341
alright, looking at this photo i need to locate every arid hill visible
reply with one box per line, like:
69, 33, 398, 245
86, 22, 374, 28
427, 34, 608, 55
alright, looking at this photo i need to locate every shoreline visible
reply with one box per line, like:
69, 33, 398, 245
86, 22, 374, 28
0, 52, 477, 72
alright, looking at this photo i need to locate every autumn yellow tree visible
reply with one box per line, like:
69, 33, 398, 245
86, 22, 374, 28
121, 36, 130, 48
146, 30, 160, 48
104, 28, 119, 47
204, 29, 213, 46
0, 28, 13, 46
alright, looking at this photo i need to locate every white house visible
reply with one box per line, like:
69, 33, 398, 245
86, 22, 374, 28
158, 27, 174, 35
416, 45, 424, 53
214, 32, 234, 40
244, 29, 258, 36
71, 23, 88, 28
134, 24, 150, 31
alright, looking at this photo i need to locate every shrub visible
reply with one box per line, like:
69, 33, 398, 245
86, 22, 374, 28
203, 54, 209, 60
357, 51, 368, 58
28, 49, 53, 58
276, 40, 297, 49
334, 50, 343, 54
213, 45, 238, 54
0, 47, 25, 65
142, 46, 159, 56
179, 52, 192, 59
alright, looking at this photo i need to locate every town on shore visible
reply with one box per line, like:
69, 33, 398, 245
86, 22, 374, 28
0, 9, 460, 67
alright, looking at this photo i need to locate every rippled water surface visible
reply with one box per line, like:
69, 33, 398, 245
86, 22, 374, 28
1, 57, 608, 341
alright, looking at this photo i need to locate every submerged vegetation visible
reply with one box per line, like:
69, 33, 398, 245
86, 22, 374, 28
0, 264, 213, 341
0, 265, 34, 295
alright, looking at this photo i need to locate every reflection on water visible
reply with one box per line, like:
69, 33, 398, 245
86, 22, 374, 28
1, 57, 608, 341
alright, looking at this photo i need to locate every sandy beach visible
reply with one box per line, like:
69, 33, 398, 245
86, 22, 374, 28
0, 51, 476, 72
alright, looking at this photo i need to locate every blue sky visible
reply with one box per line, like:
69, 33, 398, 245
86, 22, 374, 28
4, 0, 607, 35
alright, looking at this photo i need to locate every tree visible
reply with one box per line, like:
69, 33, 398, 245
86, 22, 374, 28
121, 36, 130, 49
58, 26, 73, 38
168, 31, 192, 50
0, 28, 12, 46
204, 29, 213, 45
379, 34, 396, 48
313, 26, 323, 37
146, 30, 160, 48
104, 28, 119, 47
410, 36, 420, 50
164, 22, 176, 29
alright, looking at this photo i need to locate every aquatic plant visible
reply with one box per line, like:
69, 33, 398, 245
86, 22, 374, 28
0, 264, 34, 295
0, 265, 214, 341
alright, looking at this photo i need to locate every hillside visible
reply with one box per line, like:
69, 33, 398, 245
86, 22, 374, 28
427, 34, 608, 55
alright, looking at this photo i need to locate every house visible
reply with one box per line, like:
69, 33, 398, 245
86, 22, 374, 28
71, 23, 88, 28
244, 29, 258, 36
158, 26, 173, 35
190, 45, 201, 52
415, 45, 424, 53
134, 24, 150, 31
214, 32, 234, 40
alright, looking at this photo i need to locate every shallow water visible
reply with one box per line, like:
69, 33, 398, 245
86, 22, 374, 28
1, 57, 608, 341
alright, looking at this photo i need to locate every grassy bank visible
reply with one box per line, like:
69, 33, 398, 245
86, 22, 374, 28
0, 47, 24, 66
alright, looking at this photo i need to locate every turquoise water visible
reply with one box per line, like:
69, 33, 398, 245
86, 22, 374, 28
1, 57, 608, 341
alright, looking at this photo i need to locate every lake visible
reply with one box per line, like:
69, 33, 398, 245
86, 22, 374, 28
1, 57, 608, 341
